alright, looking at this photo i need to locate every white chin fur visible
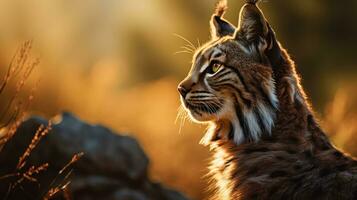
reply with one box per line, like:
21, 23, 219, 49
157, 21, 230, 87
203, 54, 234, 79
201, 97, 277, 146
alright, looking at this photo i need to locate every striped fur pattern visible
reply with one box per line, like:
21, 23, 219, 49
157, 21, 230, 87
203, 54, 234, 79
178, 0, 357, 199
180, 38, 278, 145
179, 1, 277, 146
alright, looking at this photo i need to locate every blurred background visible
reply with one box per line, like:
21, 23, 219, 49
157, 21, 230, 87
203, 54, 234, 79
0, 0, 356, 199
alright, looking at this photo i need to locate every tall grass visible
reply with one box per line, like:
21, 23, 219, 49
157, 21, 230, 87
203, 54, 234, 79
0, 41, 81, 200
0, 41, 37, 149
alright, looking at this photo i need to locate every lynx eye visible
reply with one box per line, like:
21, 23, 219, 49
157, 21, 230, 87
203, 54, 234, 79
206, 63, 223, 75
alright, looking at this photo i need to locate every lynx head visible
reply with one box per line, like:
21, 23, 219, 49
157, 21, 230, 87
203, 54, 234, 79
178, 0, 282, 145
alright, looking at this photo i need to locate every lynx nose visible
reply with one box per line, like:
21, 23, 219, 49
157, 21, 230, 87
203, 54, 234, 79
178, 78, 195, 99
178, 85, 189, 98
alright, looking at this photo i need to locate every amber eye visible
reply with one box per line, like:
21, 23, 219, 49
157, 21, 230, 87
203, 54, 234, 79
207, 63, 223, 75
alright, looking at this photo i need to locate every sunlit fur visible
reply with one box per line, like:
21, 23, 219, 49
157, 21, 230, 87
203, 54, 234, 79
178, 1, 357, 199
179, 20, 278, 146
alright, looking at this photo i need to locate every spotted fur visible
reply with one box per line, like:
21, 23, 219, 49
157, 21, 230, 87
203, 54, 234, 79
178, 0, 357, 199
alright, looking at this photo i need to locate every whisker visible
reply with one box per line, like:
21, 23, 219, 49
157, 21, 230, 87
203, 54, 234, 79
183, 44, 195, 52
175, 106, 181, 125
173, 33, 197, 52
175, 105, 188, 134
181, 45, 194, 51
179, 109, 185, 134
175, 105, 185, 125
178, 47, 194, 55
174, 50, 193, 55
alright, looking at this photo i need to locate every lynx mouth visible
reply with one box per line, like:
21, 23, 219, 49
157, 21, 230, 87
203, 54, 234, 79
181, 98, 224, 122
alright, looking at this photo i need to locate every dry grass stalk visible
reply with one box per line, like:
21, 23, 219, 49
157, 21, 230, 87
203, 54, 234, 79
43, 181, 71, 200
16, 122, 52, 170
59, 152, 84, 174
0, 41, 70, 200
12, 163, 49, 190
1, 123, 82, 200
0, 41, 28, 94
1, 41, 82, 199
0, 40, 39, 125
2, 122, 51, 199
0, 40, 39, 152
43, 152, 84, 200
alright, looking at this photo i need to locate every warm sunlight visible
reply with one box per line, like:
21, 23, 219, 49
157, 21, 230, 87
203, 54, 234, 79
0, 0, 356, 199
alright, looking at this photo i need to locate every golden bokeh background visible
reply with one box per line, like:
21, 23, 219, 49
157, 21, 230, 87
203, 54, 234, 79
0, 0, 356, 199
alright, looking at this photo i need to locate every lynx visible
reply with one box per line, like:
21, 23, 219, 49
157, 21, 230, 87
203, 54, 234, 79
178, 0, 357, 199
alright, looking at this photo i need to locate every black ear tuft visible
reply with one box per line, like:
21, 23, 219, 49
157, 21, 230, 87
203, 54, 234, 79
215, 0, 228, 17
210, 0, 236, 39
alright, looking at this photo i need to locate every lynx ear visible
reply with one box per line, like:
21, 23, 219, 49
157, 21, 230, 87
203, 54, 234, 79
210, 0, 236, 39
235, 2, 270, 59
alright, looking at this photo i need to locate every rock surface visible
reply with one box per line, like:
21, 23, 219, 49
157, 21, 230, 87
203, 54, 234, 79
0, 112, 190, 200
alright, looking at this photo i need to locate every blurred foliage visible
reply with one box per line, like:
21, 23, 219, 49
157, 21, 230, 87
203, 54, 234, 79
0, 0, 356, 199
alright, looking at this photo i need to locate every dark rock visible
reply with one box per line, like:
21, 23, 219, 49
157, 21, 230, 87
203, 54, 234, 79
0, 112, 190, 200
